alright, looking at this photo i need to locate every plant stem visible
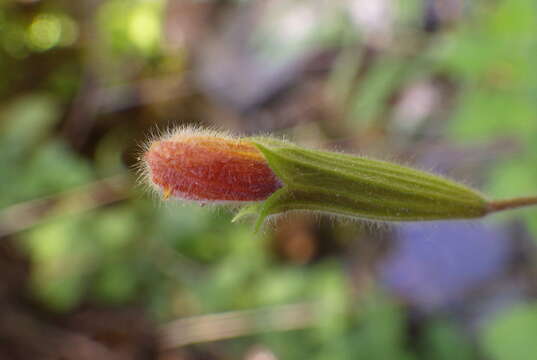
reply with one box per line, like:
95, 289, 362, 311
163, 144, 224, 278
487, 196, 537, 213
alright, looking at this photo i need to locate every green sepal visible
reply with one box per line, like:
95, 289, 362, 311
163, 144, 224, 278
249, 137, 488, 229
232, 203, 261, 223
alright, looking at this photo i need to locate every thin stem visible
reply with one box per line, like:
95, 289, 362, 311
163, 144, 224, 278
160, 302, 317, 349
487, 196, 537, 213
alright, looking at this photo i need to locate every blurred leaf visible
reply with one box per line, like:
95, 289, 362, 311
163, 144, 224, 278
0, 139, 93, 207
94, 262, 138, 304
309, 263, 348, 340
98, 0, 163, 56
482, 303, 537, 360
24, 215, 97, 311
487, 159, 537, 199
348, 59, 405, 127
0, 94, 60, 153
423, 320, 474, 360
450, 88, 536, 141
317, 291, 415, 360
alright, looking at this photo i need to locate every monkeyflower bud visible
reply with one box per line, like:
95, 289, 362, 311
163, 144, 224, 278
142, 128, 537, 229
142, 129, 282, 202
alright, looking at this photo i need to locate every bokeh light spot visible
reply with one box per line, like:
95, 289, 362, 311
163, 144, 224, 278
28, 13, 62, 51
128, 4, 161, 52
59, 15, 79, 46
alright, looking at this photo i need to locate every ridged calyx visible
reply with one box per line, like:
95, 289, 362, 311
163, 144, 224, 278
248, 137, 488, 229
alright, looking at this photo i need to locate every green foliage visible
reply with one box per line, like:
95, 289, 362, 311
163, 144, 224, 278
1, 0, 537, 358
422, 320, 475, 360
98, 0, 164, 55
0, 95, 93, 208
481, 303, 537, 360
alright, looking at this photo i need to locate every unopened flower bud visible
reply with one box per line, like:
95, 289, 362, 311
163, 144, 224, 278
141, 127, 537, 229
143, 130, 282, 202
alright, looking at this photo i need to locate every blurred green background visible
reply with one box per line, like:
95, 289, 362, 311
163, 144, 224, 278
1, 0, 537, 359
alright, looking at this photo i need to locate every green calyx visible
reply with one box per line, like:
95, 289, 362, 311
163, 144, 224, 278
247, 137, 488, 230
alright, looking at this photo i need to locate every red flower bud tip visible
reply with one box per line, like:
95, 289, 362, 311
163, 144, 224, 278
142, 129, 282, 203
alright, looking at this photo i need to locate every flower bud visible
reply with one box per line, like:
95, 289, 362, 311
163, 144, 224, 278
143, 131, 282, 202
142, 128, 537, 229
